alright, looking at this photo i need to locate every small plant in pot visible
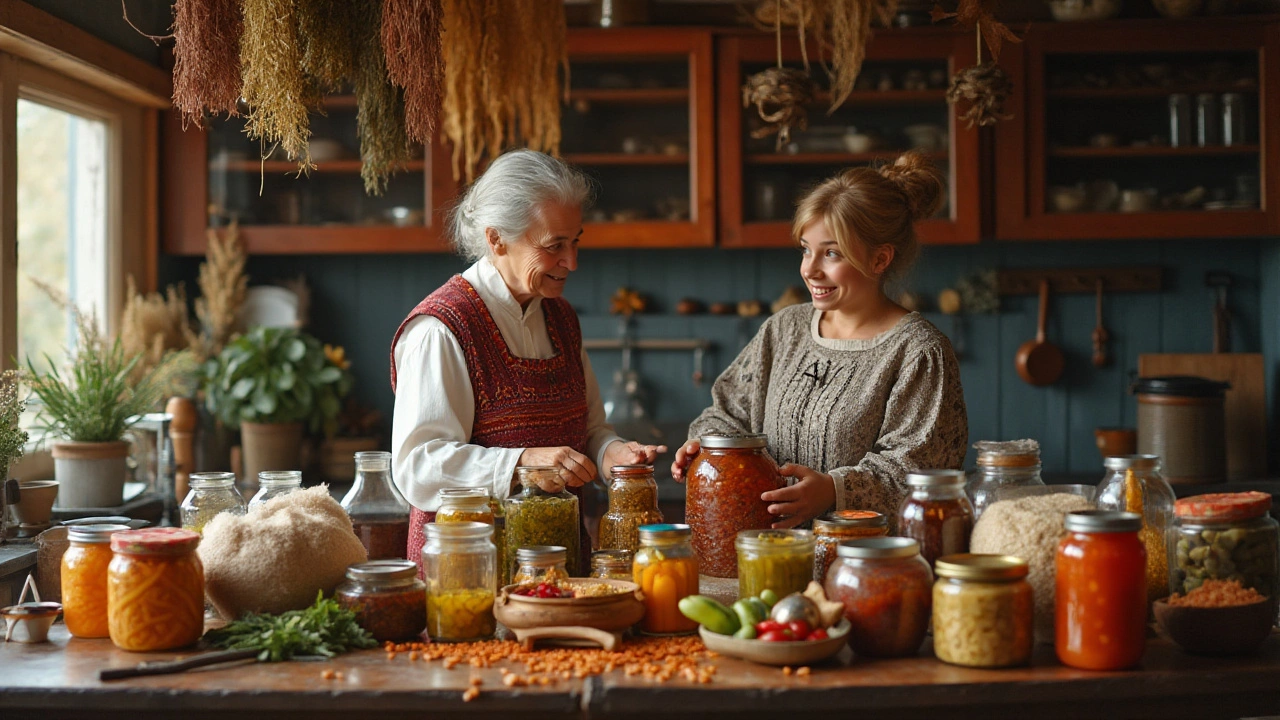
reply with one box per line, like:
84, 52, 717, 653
202, 327, 351, 491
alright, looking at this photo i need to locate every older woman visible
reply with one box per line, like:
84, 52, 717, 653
390, 149, 665, 563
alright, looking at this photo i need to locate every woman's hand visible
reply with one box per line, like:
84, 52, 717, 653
670, 439, 701, 483
518, 446, 597, 489
760, 463, 837, 528
602, 440, 669, 477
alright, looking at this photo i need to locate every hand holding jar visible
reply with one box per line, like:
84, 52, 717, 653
518, 446, 597, 488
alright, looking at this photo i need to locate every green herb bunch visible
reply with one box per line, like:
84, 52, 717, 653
202, 326, 352, 434
0, 370, 28, 473
203, 591, 377, 661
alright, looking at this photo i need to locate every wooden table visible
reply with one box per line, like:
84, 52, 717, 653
4, 626, 1280, 719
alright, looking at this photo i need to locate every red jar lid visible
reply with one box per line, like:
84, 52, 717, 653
110, 527, 200, 555
1175, 491, 1272, 522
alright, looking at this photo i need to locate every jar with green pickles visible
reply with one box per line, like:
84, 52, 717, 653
598, 465, 664, 553
504, 466, 581, 577
736, 529, 814, 599
1170, 491, 1278, 620
438, 488, 506, 586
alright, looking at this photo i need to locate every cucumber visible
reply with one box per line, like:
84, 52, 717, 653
732, 599, 766, 630
745, 596, 770, 621
678, 595, 740, 635
733, 623, 757, 640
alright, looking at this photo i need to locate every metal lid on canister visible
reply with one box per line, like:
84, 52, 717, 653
1131, 375, 1230, 398
906, 469, 966, 487
974, 439, 1041, 468
699, 434, 768, 449
638, 523, 690, 541
836, 537, 920, 559
934, 554, 1028, 581
67, 523, 130, 544
425, 520, 493, 540
516, 545, 567, 564
345, 559, 418, 582
1063, 510, 1142, 533
814, 510, 887, 533
1103, 454, 1160, 471
1175, 491, 1272, 522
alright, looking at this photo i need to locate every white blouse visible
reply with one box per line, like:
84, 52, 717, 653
391, 257, 620, 511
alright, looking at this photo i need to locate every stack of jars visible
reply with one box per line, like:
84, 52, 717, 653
812, 510, 888, 583
437, 487, 505, 586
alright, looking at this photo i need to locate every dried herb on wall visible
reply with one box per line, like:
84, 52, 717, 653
171, 0, 243, 128
241, 0, 313, 170
382, 0, 444, 145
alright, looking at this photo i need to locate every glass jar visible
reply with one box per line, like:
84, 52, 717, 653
248, 470, 302, 510
1055, 511, 1147, 670
685, 434, 783, 578
590, 549, 634, 580
437, 488, 505, 586
736, 528, 815, 600
504, 466, 581, 576
966, 440, 1043, 520
813, 510, 888, 583
422, 521, 496, 642
341, 451, 412, 560
633, 523, 699, 635
1096, 455, 1175, 605
107, 528, 204, 652
932, 554, 1034, 668
897, 470, 974, 567
598, 465, 664, 553
513, 545, 570, 585
825, 537, 933, 658
335, 559, 427, 642
61, 523, 130, 638
180, 472, 247, 533
1170, 491, 1279, 621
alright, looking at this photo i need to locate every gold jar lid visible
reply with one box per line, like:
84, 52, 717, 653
974, 439, 1041, 468
934, 554, 1028, 581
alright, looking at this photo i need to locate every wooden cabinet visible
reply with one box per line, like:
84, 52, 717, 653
716, 29, 982, 247
995, 18, 1278, 240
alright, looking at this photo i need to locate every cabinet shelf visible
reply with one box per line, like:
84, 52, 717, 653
746, 151, 947, 165
563, 152, 689, 166
567, 88, 689, 104
1047, 145, 1259, 159
1047, 84, 1257, 99
209, 160, 427, 174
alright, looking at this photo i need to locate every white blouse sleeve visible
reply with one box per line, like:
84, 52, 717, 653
390, 316, 524, 512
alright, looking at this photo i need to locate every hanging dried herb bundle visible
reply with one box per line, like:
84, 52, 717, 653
807, 0, 899, 113
743, 68, 815, 148
511, 0, 565, 157
351, 0, 412, 194
382, 0, 444, 145
947, 61, 1013, 128
241, 0, 313, 170
171, 0, 243, 128
297, 0, 360, 91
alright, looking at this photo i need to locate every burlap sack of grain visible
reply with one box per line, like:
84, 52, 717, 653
199, 485, 367, 619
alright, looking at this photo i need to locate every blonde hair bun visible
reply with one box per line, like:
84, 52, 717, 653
879, 151, 945, 222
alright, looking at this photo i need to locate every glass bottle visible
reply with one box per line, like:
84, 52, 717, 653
1168, 93, 1192, 147
825, 537, 933, 658
633, 523, 699, 635
590, 549, 634, 580
437, 487, 505, 586
61, 523, 130, 638
1196, 93, 1220, 147
504, 466, 581, 576
248, 470, 302, 510
598, 464, 664, 553
422, 521, 496, 642
335, 559, 427, 642
897, 470, 974, 568
1055, 511, 1146, 670
512, 545, 570, 585
736, 528, 815, 600
340, 451, 411, 560
813, 510, 888, 583
180, 472, 246, 533
107, 528, 205, 652
685, 434, 783, 578
932, 554, 1033, 668
1171, 491, 1279, 622
966, 439, 1044, 520
1221, 93, 1248, 146
1096, 454, 1175, 606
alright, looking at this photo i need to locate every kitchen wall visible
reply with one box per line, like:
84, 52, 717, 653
159, 236, 1268, 476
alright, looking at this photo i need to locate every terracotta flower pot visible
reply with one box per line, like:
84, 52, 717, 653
239, 422, 304, 494
51, 440, 130, 509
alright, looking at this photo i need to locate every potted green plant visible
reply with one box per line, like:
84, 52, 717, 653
202, 327, 351, 488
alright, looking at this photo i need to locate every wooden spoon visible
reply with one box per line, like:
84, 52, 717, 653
1015, 279, 1064, 386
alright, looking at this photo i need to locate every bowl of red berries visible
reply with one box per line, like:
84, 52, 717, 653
494, 579, 645, 632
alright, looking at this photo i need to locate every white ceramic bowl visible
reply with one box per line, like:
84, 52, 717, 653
698, 618, 850, 666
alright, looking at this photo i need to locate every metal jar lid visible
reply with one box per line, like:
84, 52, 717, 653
974, 439, 1041, 468
934, 554, 1028, 581
1131, 375, 1230, 398
699, 434, 768, 449
1103, 454, 1160, 471
836, 537, 920, 560
814, 510, 887, 533
638, 523, 690, 541
345, 559, 418, 582
1063, 510, 1142, 533
610, 464, 655, 477
67, 523, 131, 544
425, 520, 493, 540
516, 545, 567, 564
906, 469, 966, 488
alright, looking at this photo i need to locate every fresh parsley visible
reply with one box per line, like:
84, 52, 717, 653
203, 591, 378, 662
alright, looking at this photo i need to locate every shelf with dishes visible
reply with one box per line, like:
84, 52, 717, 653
563, 152, 689, 166
1046, 84, 1258, 99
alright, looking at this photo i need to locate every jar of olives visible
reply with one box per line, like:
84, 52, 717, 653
598, 465, 664, 553
504, 466, 581, 576
736, 529, 814, 600
1170, 491, 1279, 621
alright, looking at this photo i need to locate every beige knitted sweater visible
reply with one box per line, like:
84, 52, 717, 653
688, 305, 968, 521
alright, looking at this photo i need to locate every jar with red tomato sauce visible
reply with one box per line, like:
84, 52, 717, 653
61, 523, 130, 638
1056, 511, 1147, 670
825, 537, 933, 658
897, 470, 974, 568
685, 434, 782, 578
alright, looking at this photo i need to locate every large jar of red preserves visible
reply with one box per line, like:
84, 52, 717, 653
61, 523, 130, 638
685, 434, 782, 578
107, 528, 205, 652
1056, 510, 1147, 670
825, 537, 933, 658
898, 470, 974, 568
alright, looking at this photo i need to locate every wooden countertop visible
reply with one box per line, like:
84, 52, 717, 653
4, 626, 1280, 720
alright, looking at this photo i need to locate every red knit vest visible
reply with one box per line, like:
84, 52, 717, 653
389, 275, 589, 570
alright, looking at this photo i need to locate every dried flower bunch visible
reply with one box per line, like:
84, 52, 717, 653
0, 370, 28, 475
171, 0, 242, 128
351, 0, 412, 194
240, 0, 314, 170
382, 0, 444, 146
933, 0, 1020, 128
743, 68, 815, 148
189, 223, 248, 364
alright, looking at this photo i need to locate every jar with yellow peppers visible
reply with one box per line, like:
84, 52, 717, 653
438, 488, 506, 586
599, 465, 664, 553
633, 524, 698, 635
107, 528, 204, 652
180, 472, 246, 533
61, 524, 130, 638
813, 511, 888, 584
1096, 455, 1175, 606
736, 529, 815, 599
423, 521, 496, 642
505, 466, 581, 576
591, 549, 634, 580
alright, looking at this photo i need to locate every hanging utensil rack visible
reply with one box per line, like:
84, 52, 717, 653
996, 267, 1162, 295
582, 338, 713, 386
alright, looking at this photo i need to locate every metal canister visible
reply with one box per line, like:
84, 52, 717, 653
1167, 94, 1191, 147
1132, 375, 1229, 483
1221, 93, 1248, 147
1196, 93, 1220, 147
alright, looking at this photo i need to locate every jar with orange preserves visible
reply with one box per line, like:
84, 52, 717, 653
1055, 511, 1147, 670
108, 528, 205, 652
685, 434, 782, 578
61, 523, 130, 638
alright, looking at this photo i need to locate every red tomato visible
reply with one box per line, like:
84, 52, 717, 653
759, 630, 793, 642
786, 620, 811, 638
756, 620, 784, 634
806, 628, 828, 642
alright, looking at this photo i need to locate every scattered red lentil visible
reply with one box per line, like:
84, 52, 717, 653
1166, 579, 1267, 608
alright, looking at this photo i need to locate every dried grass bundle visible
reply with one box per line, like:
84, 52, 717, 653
441, 0, 486, 181
511, 0, 565, 157
352, 0, 412, 194
241, 0, 313, 169
743, 67, 815, 148
189, 224, 248, 362
297, 0, 360, 91
120, 276, 192, 383
171, 0, 242, 128
382, 0, 444, 145
809, 0, 898, 113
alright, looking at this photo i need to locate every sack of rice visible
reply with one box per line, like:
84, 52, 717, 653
970, 491, 1095, 643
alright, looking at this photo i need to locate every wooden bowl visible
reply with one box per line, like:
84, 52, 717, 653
1153, 598, 1275, 656
494, 579, 646, 632
698, 618, 851, 667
